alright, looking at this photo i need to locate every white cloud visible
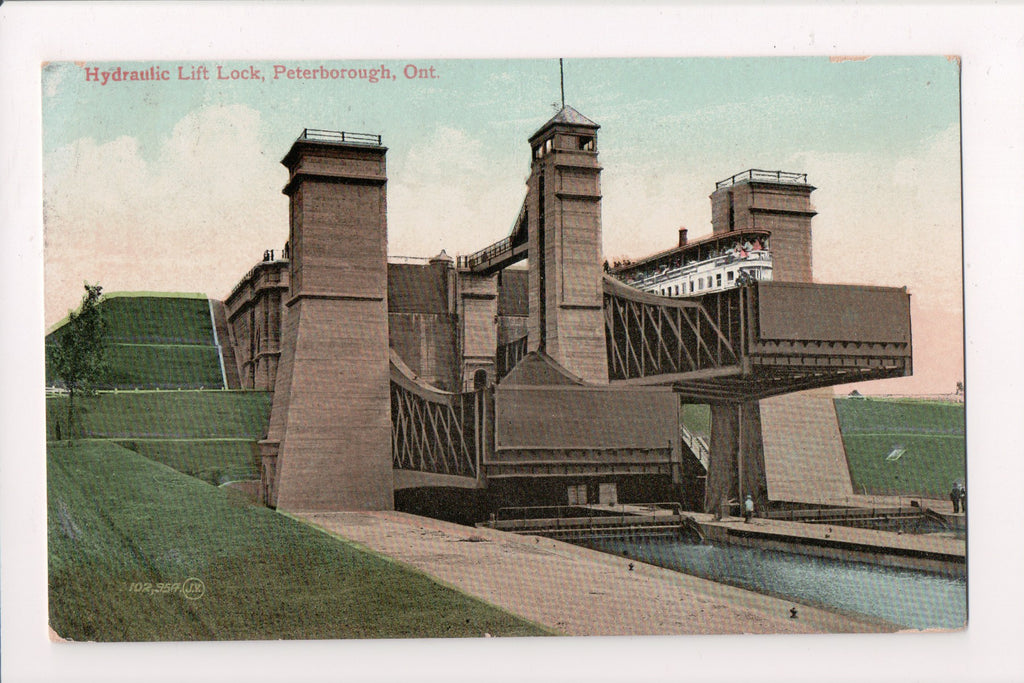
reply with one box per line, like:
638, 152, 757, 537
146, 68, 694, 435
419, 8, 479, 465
44, 104, 287, 325
387, 126, 526, 258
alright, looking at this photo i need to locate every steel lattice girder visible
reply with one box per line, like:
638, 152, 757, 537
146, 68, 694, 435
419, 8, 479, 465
390, 381, 477, 478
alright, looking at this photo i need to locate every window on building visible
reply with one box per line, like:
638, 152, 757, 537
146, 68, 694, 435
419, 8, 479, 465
716, 273, 722, 287
728, 271, 734, 281
578, 136, 595, 151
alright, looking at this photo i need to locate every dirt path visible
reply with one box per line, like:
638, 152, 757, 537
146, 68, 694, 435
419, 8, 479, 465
294, 511, 896, 637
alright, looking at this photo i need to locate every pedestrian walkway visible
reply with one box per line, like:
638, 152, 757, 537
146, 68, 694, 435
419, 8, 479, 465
294, 510, 896, 636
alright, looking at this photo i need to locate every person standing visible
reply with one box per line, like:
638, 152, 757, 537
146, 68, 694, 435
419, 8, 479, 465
949, 482, 961, 514
744, 494, 754, 523
959, 484, 967, 514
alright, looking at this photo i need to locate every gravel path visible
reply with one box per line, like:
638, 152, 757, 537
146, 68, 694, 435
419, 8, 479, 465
295, 511, 896, 637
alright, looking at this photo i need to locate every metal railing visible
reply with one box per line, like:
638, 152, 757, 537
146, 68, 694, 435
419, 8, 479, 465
463, 235, 513, 270
680, 424, 710, 468
298, 128, 382, 146
716, 169, 808, 189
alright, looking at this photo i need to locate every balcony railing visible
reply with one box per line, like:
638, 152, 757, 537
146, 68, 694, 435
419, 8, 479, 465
298, 129, 382, 146
716, 169, 808, 189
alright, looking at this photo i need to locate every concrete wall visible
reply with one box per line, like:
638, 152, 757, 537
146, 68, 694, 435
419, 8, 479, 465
457, 271, 498, 391
224, 260, 289, 390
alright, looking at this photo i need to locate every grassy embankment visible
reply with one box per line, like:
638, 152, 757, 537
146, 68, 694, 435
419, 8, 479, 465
47, 293, 255, 483
49, 441, 549, 641
46, 391, 271, 484
46, 293, 223, 390
834, 397, 965, 498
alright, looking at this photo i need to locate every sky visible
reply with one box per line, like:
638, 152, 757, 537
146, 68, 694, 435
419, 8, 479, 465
41, 56, 962, 394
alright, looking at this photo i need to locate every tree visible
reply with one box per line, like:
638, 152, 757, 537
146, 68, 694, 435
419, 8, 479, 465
48, 283, 108, 439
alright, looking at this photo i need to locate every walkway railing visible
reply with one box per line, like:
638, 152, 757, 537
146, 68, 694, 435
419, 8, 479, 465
298, 128, 382, 146
716, 169, 808, 189
680, 424, 709, 469
462, 235, 513, 270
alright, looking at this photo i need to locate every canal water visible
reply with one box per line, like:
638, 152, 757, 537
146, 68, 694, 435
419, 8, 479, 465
578, 535, 966, 630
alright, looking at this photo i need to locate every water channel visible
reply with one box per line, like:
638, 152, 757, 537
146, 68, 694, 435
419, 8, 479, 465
577, 535, 966, 630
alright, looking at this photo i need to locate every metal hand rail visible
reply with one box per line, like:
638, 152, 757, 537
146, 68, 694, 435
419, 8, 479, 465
716, 169, 808, 189
298, 128, 382, 146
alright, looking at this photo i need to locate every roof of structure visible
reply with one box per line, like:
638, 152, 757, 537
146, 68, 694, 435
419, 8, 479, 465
529, 105, 599, 142
546, 105, 598, 128
500, 352, 583, 387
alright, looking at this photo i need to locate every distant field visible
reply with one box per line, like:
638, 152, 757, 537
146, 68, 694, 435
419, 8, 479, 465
681, 403, 711, 438
46, 294, 223, 390
834, 398, 966, 498
47, 391, 271, 483
48, 441, 549, 641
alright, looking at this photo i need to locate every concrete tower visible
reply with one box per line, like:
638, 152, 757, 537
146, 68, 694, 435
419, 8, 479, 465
525, 106, 609, 384
260, 131, 394, 511
703, 171, 847, 516
710, 171, 817, 283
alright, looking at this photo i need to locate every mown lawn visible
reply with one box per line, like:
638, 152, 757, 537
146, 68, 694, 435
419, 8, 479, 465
116, 440, 258, 485
100, 343, 224, 389
46, 294, 223, 389
48, 294, 214, 345
47, 391, 271, 484
46, 343, 224, 390
834, 398, 966, 498
46, 391, 272, 440
48, 441, 550, 641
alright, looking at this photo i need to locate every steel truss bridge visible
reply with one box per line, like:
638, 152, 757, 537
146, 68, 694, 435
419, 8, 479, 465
395, 275, 910, 484
600, 276, 912, 402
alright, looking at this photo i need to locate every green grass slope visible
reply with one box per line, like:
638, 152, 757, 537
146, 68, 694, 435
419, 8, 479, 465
94, 294, 214, 345
47, 391, 271, 484
46, 391, 271, 439
49, 441, 550, 641
46, 294, 224, 390
834, 397, 965, 498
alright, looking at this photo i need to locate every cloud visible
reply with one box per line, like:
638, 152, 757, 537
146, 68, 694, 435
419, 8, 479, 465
44, 104, 287, 325
387, 126, 526, 258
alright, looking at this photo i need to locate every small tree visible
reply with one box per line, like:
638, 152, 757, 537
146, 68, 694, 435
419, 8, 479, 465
48, 283, 108, 439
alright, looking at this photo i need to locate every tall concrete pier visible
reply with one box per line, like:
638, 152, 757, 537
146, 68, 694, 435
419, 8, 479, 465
704, 171, 849, 513
261, 131, 394, 511
526, 106, 609, 384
